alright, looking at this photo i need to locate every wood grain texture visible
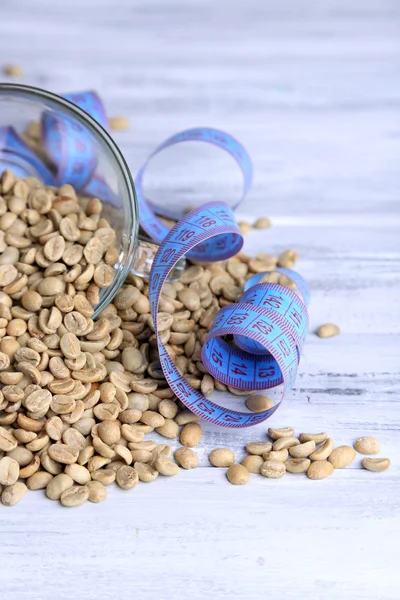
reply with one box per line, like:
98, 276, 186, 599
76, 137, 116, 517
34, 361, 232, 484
0, 1, 399, 599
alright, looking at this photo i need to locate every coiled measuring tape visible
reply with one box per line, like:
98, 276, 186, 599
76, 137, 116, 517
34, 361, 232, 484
0, 90, 309, 427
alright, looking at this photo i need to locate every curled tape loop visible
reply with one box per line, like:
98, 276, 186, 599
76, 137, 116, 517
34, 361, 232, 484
0, 89, 310, 427
149, 203, 309, 427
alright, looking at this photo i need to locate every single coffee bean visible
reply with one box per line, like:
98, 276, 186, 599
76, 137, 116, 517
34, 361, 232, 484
285, 458, 311, 473
253, 217, 271, 229
48, 443, 79, 465
7, 446, 33, 467
26, 471, 54, 490
238, 221, 251, 234
209, 448, 235, 468
273, 437, 300, 451
116, 465, 139, 489
299, 432, 328, 444
114, 444, 133, 465
241, 455, 263, 474
180, 422, 202, 447
309, 438, 334, 461
178, 288, 201, 311
245, 441, 272, 456
154, 456, 180, 476
60, 485, 89, 507
1, 481, 27, 506
61, 426, 86, 451
46, 473, 74, 500
245, 395, 274, 413
130, 449, 152, 464
24, 389, 52, 413
134, 462, 159, 483
0, 426, 18, 451
44, 235, 65, 262
155, 418, 179, 439
315, 323, 340, 338
175, 410, 201, 426
289, 441, 315, 458
60, 333, 81, 359
50, 395, 76, 415
157, 399, 178, 419
263, 449, 288, 463
362, 457, 390, 472
268, 427, 294, 440
45, 416, 64, 441
0, 456, 20, 485
328, 446, 356, 469
21, 290, 42, 312
354, 436, 380, 455
97, 420, 121, 446
121, 347, 143, 371
226, 464, 249, 485
174, 447, 198, 469
64, 464, 91, 485
277, 249, 298, 268
86, 480, 107, 503
90, 469, 116, 486
307, 460, 334, 480
260, 460, 286, 479
140, 410, 165, 429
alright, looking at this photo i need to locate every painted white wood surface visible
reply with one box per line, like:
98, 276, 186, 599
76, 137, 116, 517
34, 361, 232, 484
0, 1, 399, 598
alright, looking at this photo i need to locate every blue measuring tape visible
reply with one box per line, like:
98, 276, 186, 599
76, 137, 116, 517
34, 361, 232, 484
0, 89, 309, 427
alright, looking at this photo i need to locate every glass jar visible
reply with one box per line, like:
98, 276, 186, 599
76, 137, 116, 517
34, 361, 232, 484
0, 83, 182, 317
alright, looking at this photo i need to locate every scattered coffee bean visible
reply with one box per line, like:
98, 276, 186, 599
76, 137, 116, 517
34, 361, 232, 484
245, 441, 272, 456
46, 473, 74, 500
1, 481, 27, 506
241, 455, 263, 474
253, 217, 271, 229
180, 422, 202, 447
285, 458, 310, 474
299, 432, 328, 444
109, 116, 129, 131
174, 447, 198, 469
328, 446, 356, 469
273, 437, 300, 451
154, 456, 180, 476
3, 64, 24, 77
226, 464, 249, 485
134, 462, 159, 483
362, 457, 390, 472
246, 395, 274, 413
260, 460, 286, 479
307, 460, 334, 480
27, 471, 54, 490
209, 448, 235, 468
354, 436, 380, 455
116, 465, 139, 489
238, 221, 251, 235
289, 441, 315, 458
309, 438, 334, 461
263, 449, 288, 463
86, 480, 107, 503
0, 456, 20, 486
268, 427, 294, 440
60, 485, 89, 507
315, 323, 340, 338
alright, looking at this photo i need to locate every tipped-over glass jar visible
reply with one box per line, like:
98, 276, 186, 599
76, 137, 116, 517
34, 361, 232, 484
0, 83, 183, 317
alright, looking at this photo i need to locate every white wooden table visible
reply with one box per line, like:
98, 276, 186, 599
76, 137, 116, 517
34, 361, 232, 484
0, 1, 399, 598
